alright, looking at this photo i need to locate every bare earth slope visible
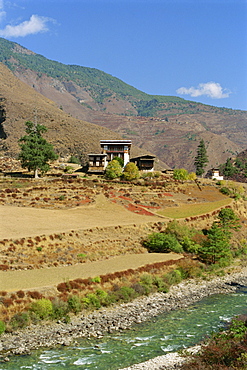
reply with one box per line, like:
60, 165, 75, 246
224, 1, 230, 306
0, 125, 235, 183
0, 193, 163, 239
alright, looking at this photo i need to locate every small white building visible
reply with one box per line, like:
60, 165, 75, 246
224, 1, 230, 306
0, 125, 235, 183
212, 168, 224, 181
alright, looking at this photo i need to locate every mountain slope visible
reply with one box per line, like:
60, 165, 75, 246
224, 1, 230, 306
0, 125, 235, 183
0, 37, 246, 172
0, 63, 165, 168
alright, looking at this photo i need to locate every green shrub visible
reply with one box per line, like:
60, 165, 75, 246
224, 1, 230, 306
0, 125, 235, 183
77, 253, 87, 260
69, 156, 80, 165
143, 232, 183, 253
164, 269, 183, 285
82, 293, 101, 309
153, 276, 169, 292
131, 283, 149, 296
173, 168, 188, 181
114, 286, 137, 302
165, 220, 190, 239
30, 298, 53, 319
229, 318, 247, 339
64, 165, 74, 173
52, 298, 69, 319
139, 273, 154, 294
177, 262, 204, 279
10, 312, 30, 329
122, 162, 140, 181
95, 289, 112, 306
67, 295, 82, 313
91, 276, 101, 283
181, 236, 200, 254
0, 320, 6, 335
220, 186, 231, 195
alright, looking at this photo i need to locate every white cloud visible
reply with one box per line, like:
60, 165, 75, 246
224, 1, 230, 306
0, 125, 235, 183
0, 14, 51, 37
176, 82, 231, 99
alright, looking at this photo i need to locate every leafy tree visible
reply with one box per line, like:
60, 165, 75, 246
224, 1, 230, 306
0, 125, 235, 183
194, 139, 208, 176
122, 162, 140, 181
165, 220, 192, 241
187, 172, 197, 181
18, 121, 58, 178
199, 222, 232, 264
173, 168, 189, 181
113, 156, 124, 167
143, 232, 183, 254
105, 159, 122, 179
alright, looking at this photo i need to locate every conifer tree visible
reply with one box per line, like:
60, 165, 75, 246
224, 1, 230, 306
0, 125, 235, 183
19, 121, 58, 178
194, 139, 208, 176
199, 222, 231, 264
222, 158, 237, 178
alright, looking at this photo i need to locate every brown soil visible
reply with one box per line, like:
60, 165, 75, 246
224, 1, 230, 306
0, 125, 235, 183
0, 193, 162, 239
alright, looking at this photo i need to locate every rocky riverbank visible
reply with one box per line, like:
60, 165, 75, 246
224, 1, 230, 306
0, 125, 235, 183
1, 266, 247, 365
119, 345, 202, 370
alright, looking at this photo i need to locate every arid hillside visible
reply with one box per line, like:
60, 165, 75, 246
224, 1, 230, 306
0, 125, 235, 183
14, 65, 246, 172
0, 64, 166, 169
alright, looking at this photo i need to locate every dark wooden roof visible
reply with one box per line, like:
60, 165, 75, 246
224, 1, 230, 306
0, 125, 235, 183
130, 155, 156, 160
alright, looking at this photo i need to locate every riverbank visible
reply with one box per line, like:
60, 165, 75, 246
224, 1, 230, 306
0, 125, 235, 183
1, 266, 247, 365
120, 345, 202, 370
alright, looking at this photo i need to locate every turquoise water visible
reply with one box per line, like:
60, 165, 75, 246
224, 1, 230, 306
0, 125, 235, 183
1, 286, 247, 370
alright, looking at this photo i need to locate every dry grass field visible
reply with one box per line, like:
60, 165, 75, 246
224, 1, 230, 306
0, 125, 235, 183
0, 175, 240, 293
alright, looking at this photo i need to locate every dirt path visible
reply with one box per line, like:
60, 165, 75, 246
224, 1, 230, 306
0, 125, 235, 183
0, 194, 163, 239
0, 253, 182, 292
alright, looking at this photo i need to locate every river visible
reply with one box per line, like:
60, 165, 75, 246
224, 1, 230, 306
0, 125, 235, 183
1, 286, 246, 370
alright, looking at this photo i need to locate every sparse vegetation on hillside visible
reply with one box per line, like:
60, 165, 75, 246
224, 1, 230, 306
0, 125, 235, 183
220, 149, 247, 182
0, 37, 187, 111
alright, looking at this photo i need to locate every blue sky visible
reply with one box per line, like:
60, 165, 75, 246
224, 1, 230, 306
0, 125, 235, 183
0, 0, 246, 111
